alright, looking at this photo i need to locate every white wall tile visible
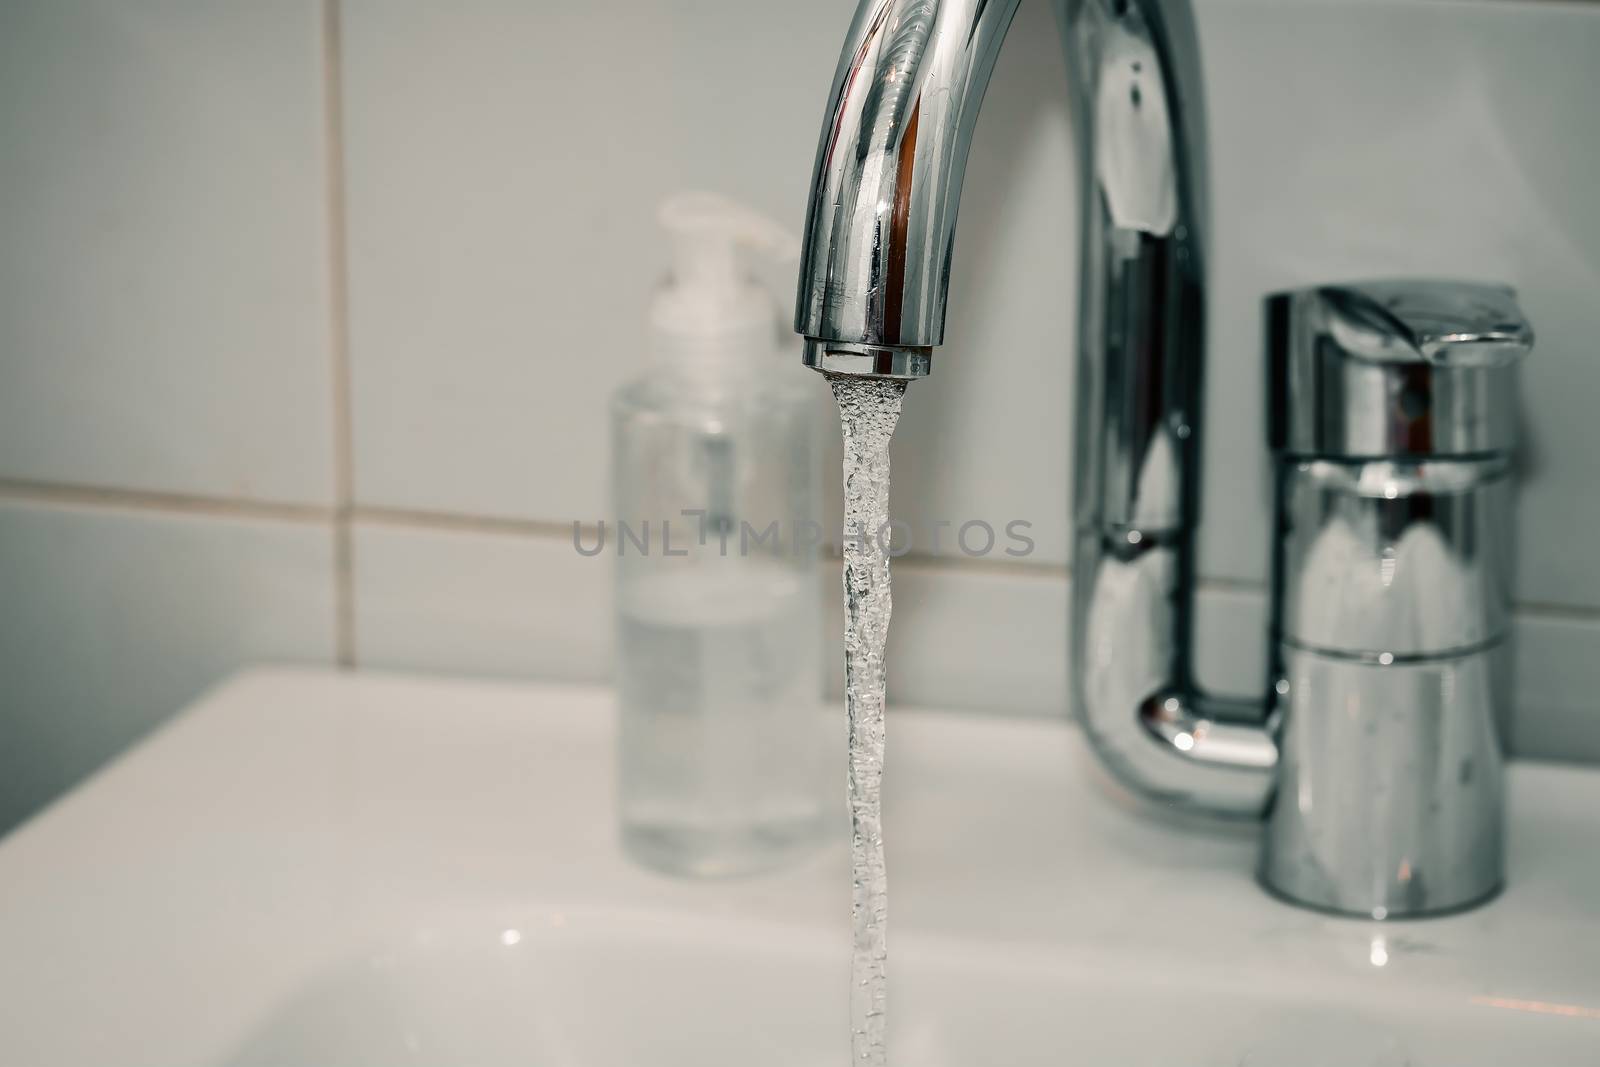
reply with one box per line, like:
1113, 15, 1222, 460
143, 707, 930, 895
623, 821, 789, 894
884, 561, 1071, 717
1192, 584, 1273, 699
883, 567, 1271, 720
0, 0, 335, 504
341, 0, 1074, 565
353, 509, 1597, 758
1197, 0, 1600, 607
350, 518, 1068, 716
352, 521, 611, 683
1511, 612, 1600, 765
341, 0, 855, 524
886, 0, 1078, 566
0, 499, 336, 835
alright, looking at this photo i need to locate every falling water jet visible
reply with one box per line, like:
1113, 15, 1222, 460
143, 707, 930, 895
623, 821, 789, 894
828, 374, 908, 1066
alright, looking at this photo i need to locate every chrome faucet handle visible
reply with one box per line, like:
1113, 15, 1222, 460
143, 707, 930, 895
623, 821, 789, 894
1268, 281, 1534, 459
1315, 280, 1533, 365
1261, 278, 1532, 917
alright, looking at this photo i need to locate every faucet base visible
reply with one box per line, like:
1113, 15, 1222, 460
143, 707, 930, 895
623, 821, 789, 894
1256, 871, 1504, 922
1259, 642, 1507, 918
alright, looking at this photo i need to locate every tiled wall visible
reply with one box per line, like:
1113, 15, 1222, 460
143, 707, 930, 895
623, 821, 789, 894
4, 0, 1599, 833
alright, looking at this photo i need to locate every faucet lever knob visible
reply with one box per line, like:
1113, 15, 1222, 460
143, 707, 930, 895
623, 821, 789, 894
1268, 280, 1534, 458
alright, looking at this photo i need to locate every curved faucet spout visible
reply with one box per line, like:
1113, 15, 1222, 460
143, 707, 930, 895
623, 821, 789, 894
795, 0, 1022, 377
795, 0, 1277, 817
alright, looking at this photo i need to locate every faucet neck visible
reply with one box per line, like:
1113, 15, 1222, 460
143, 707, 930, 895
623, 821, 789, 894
794, 0, 1023, 354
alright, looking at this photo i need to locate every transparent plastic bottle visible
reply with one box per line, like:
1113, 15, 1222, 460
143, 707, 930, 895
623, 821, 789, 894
611, 193, 826, 877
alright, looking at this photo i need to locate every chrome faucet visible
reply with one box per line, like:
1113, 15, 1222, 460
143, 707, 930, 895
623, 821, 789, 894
794, 0, 1533, 917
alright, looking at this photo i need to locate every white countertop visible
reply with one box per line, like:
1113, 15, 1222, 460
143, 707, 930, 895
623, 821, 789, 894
0, 668, 1596, 1065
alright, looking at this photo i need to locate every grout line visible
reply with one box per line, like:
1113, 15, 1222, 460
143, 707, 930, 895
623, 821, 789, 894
5, 480, 1599, 629
1196, 575, 1270, 597
277, 506, 1600, 628
322, 0, 356, 669
0, 478, 332, 524
893, 550, 1068, 580
350, 504, 598, 541
1426, 0, 1599, 8
1508, 598, 1600, 624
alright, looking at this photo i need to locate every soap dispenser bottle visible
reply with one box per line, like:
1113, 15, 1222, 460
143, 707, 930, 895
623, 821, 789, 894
611, 192, 825, 878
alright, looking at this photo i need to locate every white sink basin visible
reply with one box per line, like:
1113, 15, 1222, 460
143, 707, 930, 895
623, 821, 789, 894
1, 669, 1596, 1065
218, 909, 1590, 1067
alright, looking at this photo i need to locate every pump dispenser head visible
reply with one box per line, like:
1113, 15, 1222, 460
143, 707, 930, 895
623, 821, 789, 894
651, 192, 799, 386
